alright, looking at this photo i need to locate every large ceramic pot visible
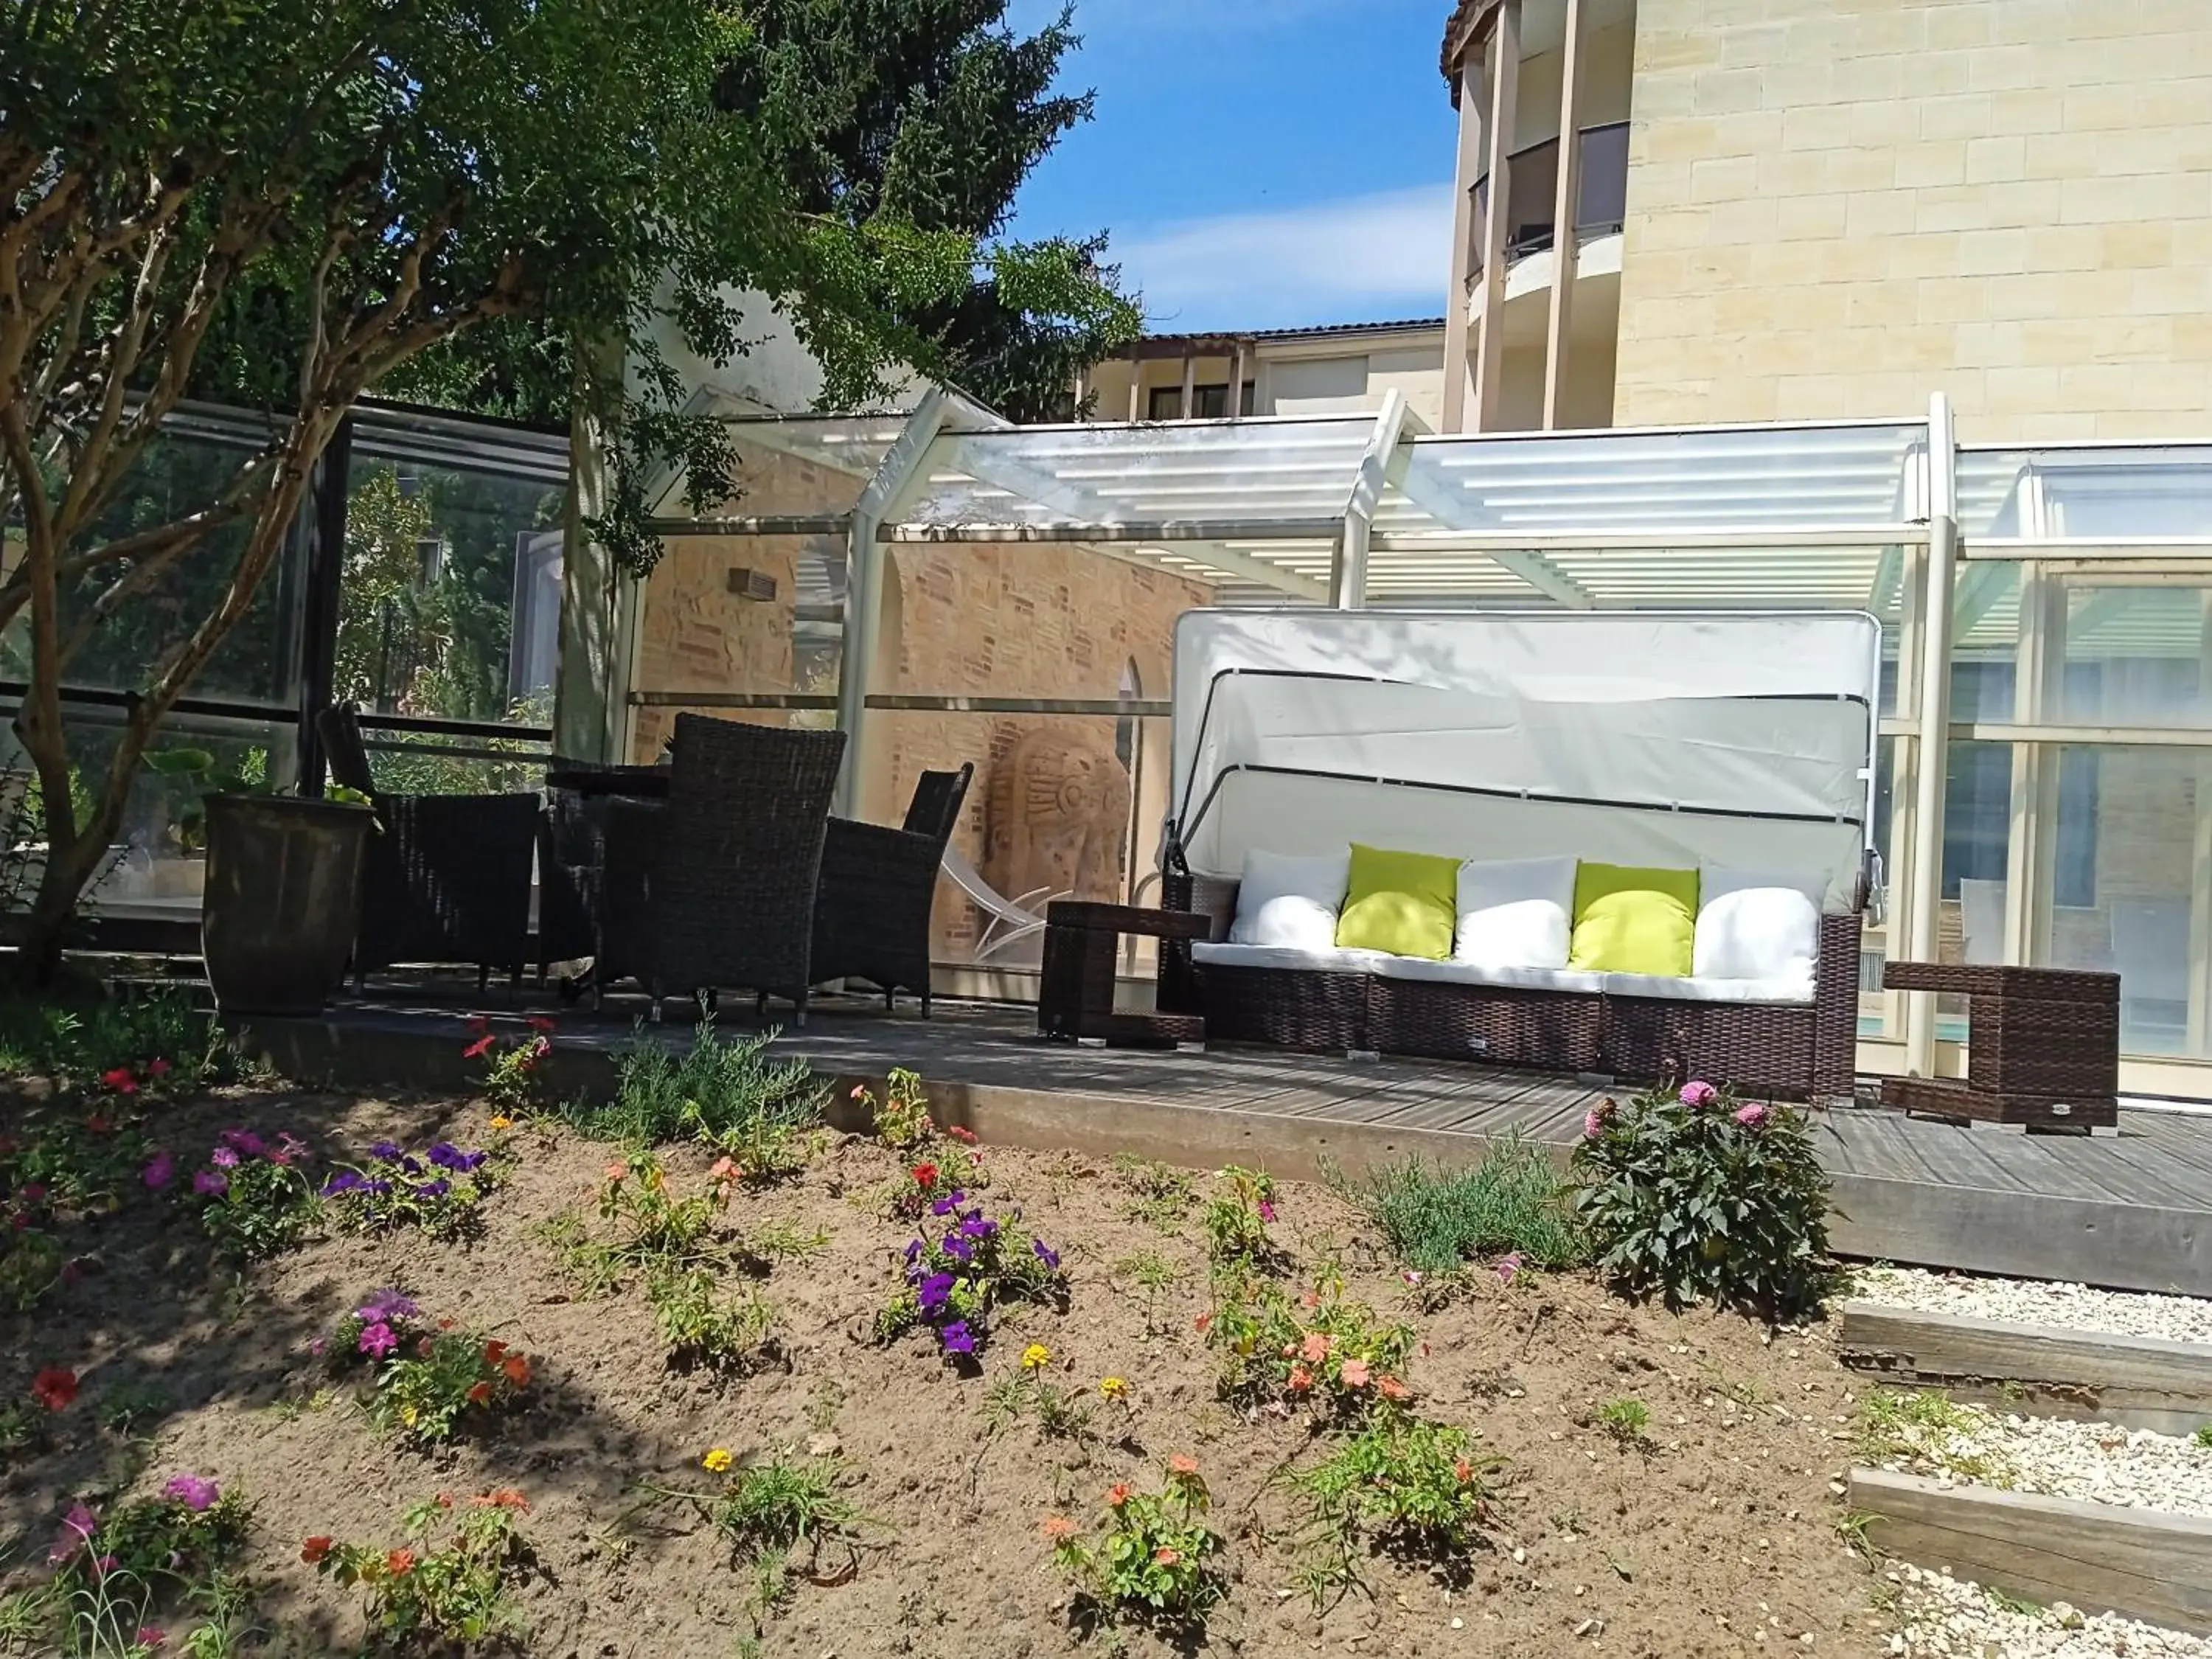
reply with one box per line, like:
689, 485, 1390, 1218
201, 794, 371, 1016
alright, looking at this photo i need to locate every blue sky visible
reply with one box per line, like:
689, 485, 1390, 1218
1003, 0, 1461, 335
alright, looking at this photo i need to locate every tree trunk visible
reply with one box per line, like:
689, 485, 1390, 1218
11, 825, 111, 987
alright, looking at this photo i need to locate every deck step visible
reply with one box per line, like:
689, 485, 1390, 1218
1838, 1302, 2212, 1437
1851, 1468, 2212, 1634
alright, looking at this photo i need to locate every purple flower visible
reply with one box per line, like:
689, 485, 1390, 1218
308, 1337, 327, 1357
142, 1152, 175, 1191
427, 1142, 485, 1172
399, 1155, 424, 1178
48, 1503, 96, 1563
902, 1238, 925, 1265
1734, 1102, 1769, 1128
220, 1129, 266, 1158
321, 1170, 367, 1197
1032, 1239, 1060, 1270
958, 1216, 998, 1242
940, 1233, 974, 1265
412, 1179, 451, 1200
930, 1195, 959, 1217
1678, 1080, 1719, 1108
358, 1288, 419, 1321
358, 1322, 397, 1357
276, 1133, 312, 1164
939, 1321, 975, 1356
192, 1171, 228, 1197
1495, 1251, 1523, 1284
369, 1141, 403, 1163
917, 1272, 956, 1315
365, 1179, 394, 1197
162, 1475, 218, 1513
208, 1147, 240, 1169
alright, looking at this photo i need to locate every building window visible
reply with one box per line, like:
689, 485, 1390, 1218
1147, 385, 1183, 421
1147, 380, 1257, 421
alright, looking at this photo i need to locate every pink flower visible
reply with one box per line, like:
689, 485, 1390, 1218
48, 1502, 96, 1562
1339, 1358, 1371, 1388
142, 1151, 175, 1191
209, 1147, 239, 1169
136, 1629, 165, 1650
358, 1323, 397, 1358
1734, 1102, 1769, 1128
1582, 1109, 1607, 1139
100, 1067, 136, 1093
1256, 1200, 1276, 1223
147, 1058, 171, 1078
1678, 1080, 1719, 1108
462, 1034, 496, 1060
1495, 1251, 1523, 1284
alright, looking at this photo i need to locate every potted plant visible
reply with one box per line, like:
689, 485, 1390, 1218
199, 782, 374, 1018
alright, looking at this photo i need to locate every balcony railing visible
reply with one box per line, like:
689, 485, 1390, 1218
1469, 119, 1629, 283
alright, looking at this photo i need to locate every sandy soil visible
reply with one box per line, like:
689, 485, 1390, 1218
1, 1080, 1893, 1658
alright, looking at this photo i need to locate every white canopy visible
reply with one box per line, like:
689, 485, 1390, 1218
1168, 610, 1882, 906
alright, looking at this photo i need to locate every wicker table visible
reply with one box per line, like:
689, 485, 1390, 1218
1879, 961, 2120, 1132
1040, 902, 1210, 1047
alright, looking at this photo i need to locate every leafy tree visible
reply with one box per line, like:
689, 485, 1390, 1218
0, 0, 1096, 979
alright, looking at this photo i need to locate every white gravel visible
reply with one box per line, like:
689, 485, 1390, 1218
1866, 1397, 2212, 1517
1887, 1561, 2210, 1657
1853, 1266, 2212, 1346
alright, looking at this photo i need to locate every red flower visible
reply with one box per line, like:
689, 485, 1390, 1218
462, 1034, 495, 1060
301, 1536, 333, 1565
476, 1489, 529, 1511
31, 1368, 77, 1411
100, 1067, 136, 1093
385, 1548, 415, 1577
467, 1382, 493, 1405
526, 1015, 557, 1034
911, 1162, 938, 1189
434, 1493, 453, 1509
1105, 1483, 1131, 1508
147, 1058, 171, 1078
1154, 1547, 1180, 1567
1194, 1312, 1211, 1334
501, 1354, 532, 1388
84, 1114, 111, 1136
945, 1125, 978, 1144
468, 1015, 492, 1034
483, 1339, 509, 1366
1453, 1459, 1473, 1484
415, 1336, 434, 1359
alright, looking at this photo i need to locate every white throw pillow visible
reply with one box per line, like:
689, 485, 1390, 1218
1453, 855, 1577, 970
1229, 849, 1351, 951
1694, 866, 1826, 984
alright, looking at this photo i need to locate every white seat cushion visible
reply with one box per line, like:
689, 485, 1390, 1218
1601, 971, 1816, 1006
1228, 849, 1350, 952
1192, 941, 1391, 975
1453, 855, 1576, 970
1693, 865, 1826, 984
1374, 954, 1605, 995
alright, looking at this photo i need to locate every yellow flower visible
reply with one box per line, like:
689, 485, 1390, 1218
1099, 1376, 1128, 1401
644, 1166, 665, 1192
1020, 1343, 1051, 1372
488, 1115, 514, 1131
703, 1447, 734, 1474
400, 1406, 419, 1427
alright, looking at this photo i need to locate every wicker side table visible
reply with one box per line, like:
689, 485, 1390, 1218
1040, 902, 1210, 1047
1879, 961, 2120, 1131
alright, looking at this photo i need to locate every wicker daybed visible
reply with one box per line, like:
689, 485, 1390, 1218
1153, 609, 1882, 1104
1157, 869, 1864, 1101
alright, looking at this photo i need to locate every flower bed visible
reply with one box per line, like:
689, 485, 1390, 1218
0, 1054, 1919, 1658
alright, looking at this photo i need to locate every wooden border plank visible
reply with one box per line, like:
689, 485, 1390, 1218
1850, 1467, 2212, 1634
1840, 1303, 2212, 1436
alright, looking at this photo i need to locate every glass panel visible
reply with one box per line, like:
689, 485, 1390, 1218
1376, 422, 1929, 556
2053, 582, 2212, 727
885, 417, 1376, 535
0, 704, 293, 919
336, 453, 565, 729
630, 529, 847, 760
1957, 444, 2212, 540
360, 728, 549, 796
712, 415, 909, 519
872, 706, 1170, 979
2031, 744, 2211, 1060
5, 429, 305, 706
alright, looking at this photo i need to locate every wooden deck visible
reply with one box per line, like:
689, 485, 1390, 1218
244, 985, 2212, 1299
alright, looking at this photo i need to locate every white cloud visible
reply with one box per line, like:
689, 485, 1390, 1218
1113, 183, 1454, 333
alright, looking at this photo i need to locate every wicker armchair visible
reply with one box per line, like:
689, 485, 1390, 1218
811, 763, 973, 1015
314, 703, 540, 992
538, 759, 672, 978
594, 715, 846, 1023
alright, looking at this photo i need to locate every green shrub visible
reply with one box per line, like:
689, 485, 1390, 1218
308, 1496, 532, 1649
1204, 1273, 1416, 1420
1332, 1138, 1584, 1275
1047, 1459, 1222, 1630
578, 1018, 827, 1173
1288, 1413, 1501, 1562
1571, 1079, 1836, 1319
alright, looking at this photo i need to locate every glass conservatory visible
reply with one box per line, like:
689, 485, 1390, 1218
634, 390, 2212, 1101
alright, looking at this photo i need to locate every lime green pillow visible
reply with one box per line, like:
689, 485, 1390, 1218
1334, 844, 1459, 959
1568, 863, 1700, 976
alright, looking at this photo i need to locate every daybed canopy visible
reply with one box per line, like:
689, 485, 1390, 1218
1167, 609, 1882, 905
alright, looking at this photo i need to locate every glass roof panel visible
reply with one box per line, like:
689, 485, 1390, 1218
691, 413, 913, 521
881, 417, 1377, 539
1957, 443, 2212, 541
1374, 421, 1930, 546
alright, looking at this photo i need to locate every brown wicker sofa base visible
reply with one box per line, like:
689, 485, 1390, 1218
1877, 961, 2120, 1130
1160, 872, 1863, 1100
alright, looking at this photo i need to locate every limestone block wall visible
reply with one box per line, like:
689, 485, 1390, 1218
1613, 0, 2212, 439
